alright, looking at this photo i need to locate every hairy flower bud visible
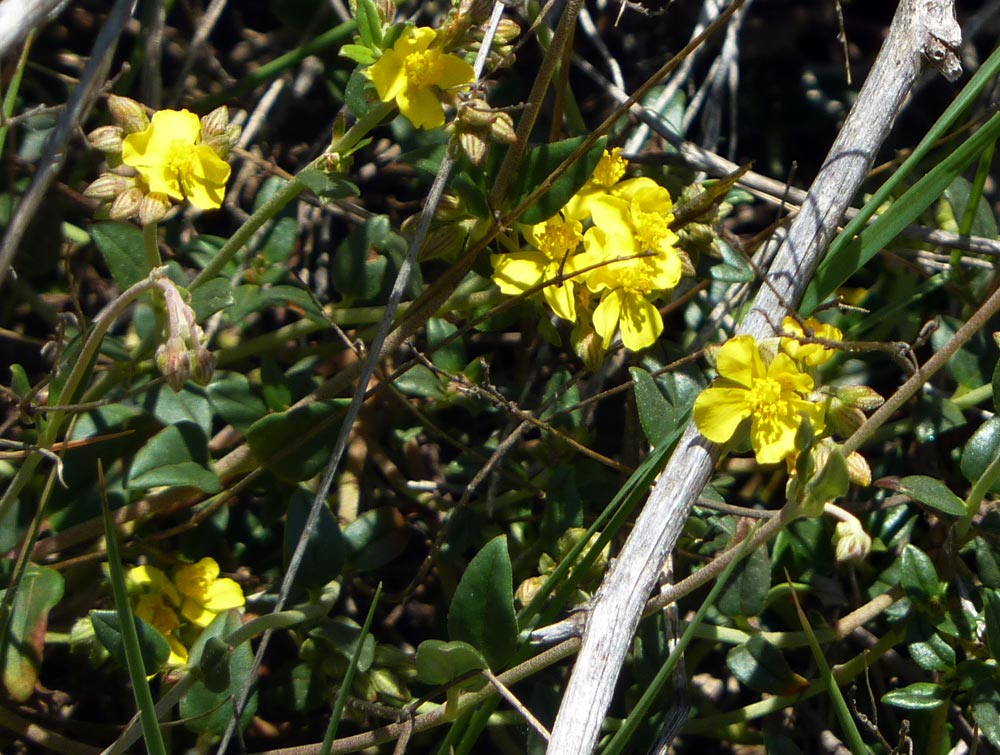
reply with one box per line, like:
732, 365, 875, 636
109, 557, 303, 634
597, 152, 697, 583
156, 336, 192, 392
87, 125, 124, 153
84, 173, 129, 201
200, 106, 229, 138
108, 95, 149, 134
108, 186, 144, 221
458, 130, 488, 166
493, 19, 521, 45
489, 110, 516, 144
846, 451, 872, 487
834, 518, 872, 563
137, 192, 171, 226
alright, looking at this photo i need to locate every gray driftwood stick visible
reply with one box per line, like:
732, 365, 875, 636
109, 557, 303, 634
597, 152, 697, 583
544, 1, 961, 753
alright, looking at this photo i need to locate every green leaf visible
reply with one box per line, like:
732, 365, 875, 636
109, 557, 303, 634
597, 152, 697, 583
900, 544, 943, 604
197, 636, 231, 693
340, 43, 377, 66
283, 490, 347, 590
141, 383, 213, 437
246, 399, 346, 482
181, 610, 256, 735
92, 221, 147, 290
983, 590, 1000, 661
343, 507, 411, 572
976, 537, 1000, 589
972, 683, 1000, 748
726, 635, 808, 695
907, 630, 956, 672
90, 610, 169, 677
297, 167, 360, 200
414, 639, 487, 687
1, 566, 64, 701
189, 277, 234, 320
230, 283, 327, 325
882, 682, 949, 710
513, 136, 607, 225
943, 175, 998, 240
630, 367, 675, 447
308, 617, 375, 671
206, 372, 268, 434
717, 543, 770, 618
962, 417, 1000, 493
428, 318, 465, 373
447, 535, 518, 669
331, 215, 392, 302
126, 422, 221, 493
710, 240, 754, 283
354, 0, 383, 48
893, 475, 966, 517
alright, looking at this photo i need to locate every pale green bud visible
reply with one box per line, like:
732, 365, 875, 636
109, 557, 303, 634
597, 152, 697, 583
107, 95, 149, 134
87, 125, 124, 153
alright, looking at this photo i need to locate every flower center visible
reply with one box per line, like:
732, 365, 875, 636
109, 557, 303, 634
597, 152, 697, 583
592, 149, 628, 188
633, 209, 672, 251
177, 570, 210, 601
165, 140, 197, 179
538, 217, 582, 261
405, 49, 445, 88
748, 377, 783, 416
616, 260, 655, 294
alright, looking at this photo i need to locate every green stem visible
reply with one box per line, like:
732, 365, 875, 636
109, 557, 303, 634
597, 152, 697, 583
143, 222, 162, 269
101, 477, 167, 755
0, 31, 33, 158
189, 101, 392, 291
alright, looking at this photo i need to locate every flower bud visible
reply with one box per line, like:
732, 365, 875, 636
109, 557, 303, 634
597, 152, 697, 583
458, 130, 488, 166
494, 19, 521, 45
87, 125, 124, 153
137, 192, 171, 226
846, 451, 872, 487
190, 346, 215, 386
825, 395, 866, 437
830, 384, 884, 412
108, 95, 149, 134
489, 111, 516, 144
84, 173, 129, 201
572, 321, 605, 372
516, 576, 545, 607
834, 518, 872, 563
200, 106, 229, 138
108, 186, 144, 221
156, 336, 192, 392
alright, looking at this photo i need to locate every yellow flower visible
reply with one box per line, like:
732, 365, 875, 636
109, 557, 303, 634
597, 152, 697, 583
580, 179, 682, 351
491, 213, 585, 321
126, 565, 188, 667
133, 593, 189, 667
781, 316, 843, 367
122, 109, 231, 210
174, 557, 245, 628
564, 148, 630, 220
367, 27, 474, 129
694, 335, 825, 464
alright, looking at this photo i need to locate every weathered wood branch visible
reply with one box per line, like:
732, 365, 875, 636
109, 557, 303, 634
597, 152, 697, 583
544, 2, 961, 753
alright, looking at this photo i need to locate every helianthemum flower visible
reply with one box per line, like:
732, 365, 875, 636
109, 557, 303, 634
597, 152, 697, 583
491, 212, 585, 322
580, 178, 683, 351
367, 27, 474, 129
174, 557, 246, 628
126, 565, 189, 666
780, 316, 843, 367
122, 109, 231, 210
694, 335, 825, 464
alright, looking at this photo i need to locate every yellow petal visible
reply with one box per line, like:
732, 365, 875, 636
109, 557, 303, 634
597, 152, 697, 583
694, 385, 751, 442
542, 276, 576, 322
397, 84, 445, 129
715, 335, 763, 388
750, 405, 803, 464
182, 146, 230, 210
491, 252, 546, 294
592, 288, 624, 348
368, 48, 407, 102
180, 597, 217, 628
769, 353, 813, 394
436, 54, 474, 90
202, 578, 246, 612
618, 293, 662, 351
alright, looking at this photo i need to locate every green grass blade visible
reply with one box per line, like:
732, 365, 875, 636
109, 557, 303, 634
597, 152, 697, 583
0, 31, 32, 158
99, 466, 167, 755
319, 582, 382, 754
787, 571, 871, 754
803, 109, 1000, 313
801, 41, 1000, 313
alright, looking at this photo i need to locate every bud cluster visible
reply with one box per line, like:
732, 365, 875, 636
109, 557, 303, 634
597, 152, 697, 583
154, 279, 214, 392
447, 95, 516, 166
